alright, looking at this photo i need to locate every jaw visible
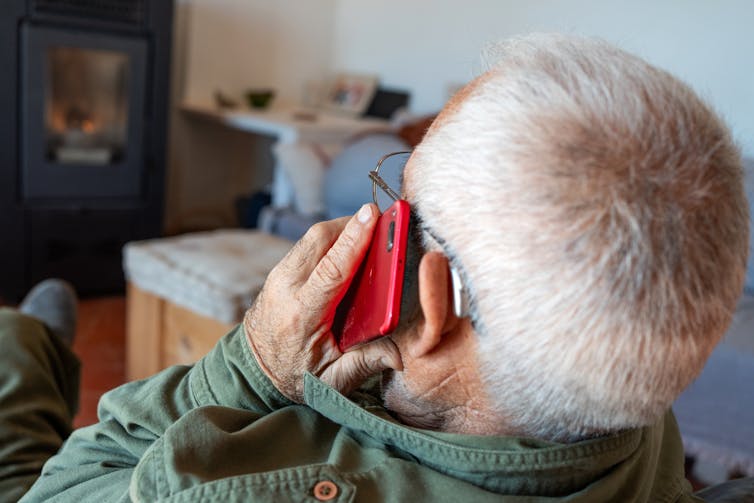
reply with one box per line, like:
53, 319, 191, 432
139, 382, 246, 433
381, 359, 510, 436
381, 369, 448, 430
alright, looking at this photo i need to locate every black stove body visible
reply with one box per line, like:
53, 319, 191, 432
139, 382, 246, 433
1, 0, 173, 299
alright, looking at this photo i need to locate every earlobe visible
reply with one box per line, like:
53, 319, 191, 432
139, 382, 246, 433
410, 252, 457, 358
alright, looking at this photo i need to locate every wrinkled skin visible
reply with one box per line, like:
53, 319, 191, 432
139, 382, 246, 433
244, 204, 403, 402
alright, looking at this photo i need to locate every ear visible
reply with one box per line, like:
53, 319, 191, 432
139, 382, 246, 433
409, 251, 459, 358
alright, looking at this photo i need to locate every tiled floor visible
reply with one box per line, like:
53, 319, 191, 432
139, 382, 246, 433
71, 296, 127, 428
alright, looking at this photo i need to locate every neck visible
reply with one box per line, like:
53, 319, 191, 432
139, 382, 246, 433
381, 368, 511, 436
384, 319, 513, 436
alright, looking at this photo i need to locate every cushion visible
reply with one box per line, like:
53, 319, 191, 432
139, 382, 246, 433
721, 293, 754, 353
674, 293, 754, 477
674, 343, 754, 477
743, 157, 754, 295
324, 133, 410, 219
124, 230, 293, 324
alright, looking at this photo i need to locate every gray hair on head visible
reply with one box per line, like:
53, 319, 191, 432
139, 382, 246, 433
409, 33, 749, 442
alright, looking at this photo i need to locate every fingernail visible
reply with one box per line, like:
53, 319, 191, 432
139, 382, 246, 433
357, 204, 372, 223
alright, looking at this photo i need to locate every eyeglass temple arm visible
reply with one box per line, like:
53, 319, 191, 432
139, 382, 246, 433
369, 171, 401, 203
450, 266, 470, 318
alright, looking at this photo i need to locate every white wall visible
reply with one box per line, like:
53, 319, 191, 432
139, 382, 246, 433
167, 0, 335, 232
167, 0, 753, 231
183, 0, 336, 106
332, 0, 754, 156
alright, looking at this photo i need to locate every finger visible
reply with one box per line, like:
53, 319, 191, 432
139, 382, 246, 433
274, 216, 350, 285
319, 336, 403, 396
301, 203, 379, 308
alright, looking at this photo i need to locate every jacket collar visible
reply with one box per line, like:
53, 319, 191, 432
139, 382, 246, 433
303, 372, 685, 498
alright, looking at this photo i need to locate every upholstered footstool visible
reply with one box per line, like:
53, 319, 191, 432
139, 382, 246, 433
123, 230, 293, 380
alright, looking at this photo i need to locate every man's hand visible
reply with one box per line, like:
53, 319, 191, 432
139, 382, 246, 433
243, 204, 403, 403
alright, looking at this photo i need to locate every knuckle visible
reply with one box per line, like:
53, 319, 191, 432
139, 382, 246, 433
275, 242, 313, 283
337, 225, 359, 250
315, 253, 346, 285
289, 240, 309, 263
306, 222, 332, 243
352, 354, 372, 376
266, 262, 283, 281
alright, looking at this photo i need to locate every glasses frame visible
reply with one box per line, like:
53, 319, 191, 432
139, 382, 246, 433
368, 151, 470, 319
369, 151, 410, 209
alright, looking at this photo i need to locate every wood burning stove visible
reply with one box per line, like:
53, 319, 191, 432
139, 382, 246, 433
1, 0, 173, 299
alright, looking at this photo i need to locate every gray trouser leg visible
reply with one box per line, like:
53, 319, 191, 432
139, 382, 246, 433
0, 308, 80, 502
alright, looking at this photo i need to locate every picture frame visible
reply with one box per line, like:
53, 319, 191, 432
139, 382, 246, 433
322, 73, 378, 117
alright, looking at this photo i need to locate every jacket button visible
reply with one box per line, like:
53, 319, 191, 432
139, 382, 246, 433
313, 480, 339, 501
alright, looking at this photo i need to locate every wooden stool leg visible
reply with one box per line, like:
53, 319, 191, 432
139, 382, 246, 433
126, 283, 164, 381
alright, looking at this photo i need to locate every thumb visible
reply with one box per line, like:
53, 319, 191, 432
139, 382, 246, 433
320, 337, 403, 396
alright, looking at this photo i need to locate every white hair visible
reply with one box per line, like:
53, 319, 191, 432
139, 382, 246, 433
408, 34, 749, 442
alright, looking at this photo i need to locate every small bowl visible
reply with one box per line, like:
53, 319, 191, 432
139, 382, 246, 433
245, 89, 275, 109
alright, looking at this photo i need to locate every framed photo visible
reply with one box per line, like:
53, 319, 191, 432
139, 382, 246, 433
322, 73, 378, 117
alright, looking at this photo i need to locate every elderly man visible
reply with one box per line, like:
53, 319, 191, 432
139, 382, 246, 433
6, 34, 749, 501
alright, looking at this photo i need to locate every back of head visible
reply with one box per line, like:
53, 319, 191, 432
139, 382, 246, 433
409, 34, 749, 442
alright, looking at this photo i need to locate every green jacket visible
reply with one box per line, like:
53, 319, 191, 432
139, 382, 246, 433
23, 326, 700, 502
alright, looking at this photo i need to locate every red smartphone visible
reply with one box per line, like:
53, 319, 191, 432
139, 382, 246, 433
332, 200, 419, 351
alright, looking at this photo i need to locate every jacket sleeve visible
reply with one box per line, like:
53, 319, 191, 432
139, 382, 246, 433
21, 324, 292, 502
